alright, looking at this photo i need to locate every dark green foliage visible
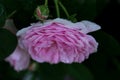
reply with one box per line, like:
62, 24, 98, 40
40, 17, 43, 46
0, 29, 17, 61
84, 30, 120, 80
0, 4, 6, 27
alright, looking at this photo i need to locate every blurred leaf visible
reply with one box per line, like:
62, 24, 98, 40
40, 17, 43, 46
66, 64, 94, 80
84, 53, 120, 80
0, 29, 17, 61
38, 63, 93, 80
84, 51, 108, 80
113, 58, 120, 71
84, 30, 120, 80
0, 0, 18, 15
39, 63, 66, 80
91, 30, 120, 56
22, 71, 41, 80
0, 61, 28, 80
0, 4, 6, 27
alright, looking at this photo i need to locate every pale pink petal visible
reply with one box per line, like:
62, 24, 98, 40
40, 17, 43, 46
5, 46, 30, 72
74, 22, 88, 33
80, 20, 101, 33
16, 26, 32, 36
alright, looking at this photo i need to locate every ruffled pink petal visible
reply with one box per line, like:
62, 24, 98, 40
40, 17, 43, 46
16, 18, 100, 64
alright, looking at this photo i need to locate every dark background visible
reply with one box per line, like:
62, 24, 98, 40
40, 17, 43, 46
95, 0, 120, 42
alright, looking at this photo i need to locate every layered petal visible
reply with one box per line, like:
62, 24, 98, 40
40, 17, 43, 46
17, 18, 100, 64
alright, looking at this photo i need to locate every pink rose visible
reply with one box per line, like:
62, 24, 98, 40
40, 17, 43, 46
17, 18, 101, 64
5, 46, 30, 72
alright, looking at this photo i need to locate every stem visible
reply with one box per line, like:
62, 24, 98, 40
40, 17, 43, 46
59, 1, 69, 18
7, 10, 16, 19
54, 0, 60, 17
45, 0, 48, 6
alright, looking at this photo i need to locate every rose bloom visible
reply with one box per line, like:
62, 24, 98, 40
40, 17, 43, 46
16, 18, 101, 64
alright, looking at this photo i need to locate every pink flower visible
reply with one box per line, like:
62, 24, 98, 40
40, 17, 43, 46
5, 46, 30, 72
17, 18, 101, 64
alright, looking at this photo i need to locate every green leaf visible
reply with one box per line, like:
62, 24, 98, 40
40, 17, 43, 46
66, 64, 94, 80
0, 4, 6, 27
0, 28, 17, 61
